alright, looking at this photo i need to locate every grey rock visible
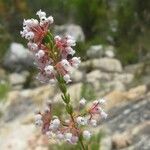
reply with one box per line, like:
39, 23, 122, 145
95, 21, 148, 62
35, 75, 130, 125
81, 58, 123, 72
103, 93, 150, 149
113, 73, 134, 84
87, 45, 104, 58
3, 43, 34, 71
71, 69, 83, 83
87, 45, 115, 59
54, 24, 85, 42
86, 70, 112, 83
9, 71, 29, 87
104, 46, 115, 58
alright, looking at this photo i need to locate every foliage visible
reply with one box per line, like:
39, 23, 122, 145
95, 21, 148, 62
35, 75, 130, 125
0, 81, 9, 100
0, 0, 150, 66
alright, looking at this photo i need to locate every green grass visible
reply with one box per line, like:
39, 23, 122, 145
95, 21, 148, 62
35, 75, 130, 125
0, 81, 10, 100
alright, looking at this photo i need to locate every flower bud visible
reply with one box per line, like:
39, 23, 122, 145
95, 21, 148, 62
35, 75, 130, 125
44, 65, 54, 75
98, 98, 106, 105
83, 130, 91, 140
101, 111, 108, 119
35, 50, 45, 59
90, 119, 97, 127
76, 116, 87, 125
79, 98, 86, 106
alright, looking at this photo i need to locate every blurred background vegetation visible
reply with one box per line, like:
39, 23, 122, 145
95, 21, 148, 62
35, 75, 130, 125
0, 0, 149, 65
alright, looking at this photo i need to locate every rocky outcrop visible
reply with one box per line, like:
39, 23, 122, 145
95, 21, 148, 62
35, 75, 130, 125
100, 92, 150, 150
0, 47, 149, 150
80, 58, 123, 72
3, 43, 34, 71
54, 24, 85, 42
87, 45, 115, 59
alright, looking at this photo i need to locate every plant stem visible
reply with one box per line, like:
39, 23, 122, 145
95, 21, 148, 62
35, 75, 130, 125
57, 75, 86, 150
79, 138, 86, 150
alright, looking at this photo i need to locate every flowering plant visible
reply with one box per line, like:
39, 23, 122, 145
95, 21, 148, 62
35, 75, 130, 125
21, 10, 107, 150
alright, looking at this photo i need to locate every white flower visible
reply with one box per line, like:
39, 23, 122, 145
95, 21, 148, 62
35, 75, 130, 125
67, 39, 76, 47
65, 47, 75, 55
66, 35, 76, 46
71, 57, 81, 68
57, 133, 64, 140
25, 32, 34, 40
83, 130, 91, 140
61, 59, 71, 72
47, 16, 54, 24
36, 10, 46, 18
54, 35, 61, 41
52, 118, 60, 127
23, 19, 38, 28
63, 74, 71, 83
35, 114, 42, 121
35, 50, 45, 59
90, 119, 97, 127
40, 16, 47, 23
44, 65, 54, 75
98, 98, 106, 105
76, 116, 87, 126
46, 131, 53, 139
35, 119, 43, 127
65, 132, 72, 142
93, 100, 99, 105
101, 111, 108, 119
79, 98, 86, 106
20, 29, 28, 37
71, 136, 78, 144
49, 118, 60, 130
27, 42, 38, 51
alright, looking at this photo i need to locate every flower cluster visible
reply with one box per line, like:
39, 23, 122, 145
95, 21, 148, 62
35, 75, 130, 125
20, 10, 81, 84
21, 10, 107, 149
35, 98, 107, 144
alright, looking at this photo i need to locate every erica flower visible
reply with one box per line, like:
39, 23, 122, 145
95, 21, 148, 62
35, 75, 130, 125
21, 10, 107, 149
21, 10, 80, 84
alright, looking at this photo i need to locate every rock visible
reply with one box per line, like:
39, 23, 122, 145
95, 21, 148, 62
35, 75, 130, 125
112, 133, 132, 149
86, 70, 112, 83
126, 121, 150, 150
8, 71, 29, 89
104, 46, 115, 58
3, 85, 56, 122
95, 58, 122, 72
54, 24, 85, 42
104, 85, 147, 110
87, 45, 115, 59
113, 73, 134, 84
125, 63, 145, 74
127, 85, 147, 100
0, 122, 49, 150
71, 69, 83, 83
3, 43, 34, 71
80, 58, 123, 72
0, 123, 36, 150
102, 93, 150, 149
104, 90, 127, 110
104, 93, 150, 133
87, 45, 104, 58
